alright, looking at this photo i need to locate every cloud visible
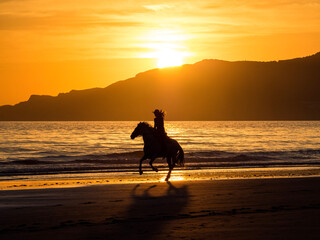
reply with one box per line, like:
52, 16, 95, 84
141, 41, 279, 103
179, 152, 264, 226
143, 4, 173, 11
204, 0, 320, 9
0, 0, 19, 3
0, 0, 319, 64
0, 12, 142, 30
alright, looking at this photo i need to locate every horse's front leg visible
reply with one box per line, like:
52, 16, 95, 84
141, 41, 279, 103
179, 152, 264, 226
165, 156, 173, 182
149, 158, 158, 172
139, 155, 147, 175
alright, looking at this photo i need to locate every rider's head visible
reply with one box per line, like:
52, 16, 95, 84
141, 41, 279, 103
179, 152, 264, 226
153, 109, 165, 118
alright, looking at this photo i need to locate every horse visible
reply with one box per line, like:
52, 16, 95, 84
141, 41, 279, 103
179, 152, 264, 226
130, 122, 184, 181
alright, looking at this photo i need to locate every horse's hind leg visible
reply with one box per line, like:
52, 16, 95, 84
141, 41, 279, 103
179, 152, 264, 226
149, 158, 158, 172
171, 154, 177, 168
165, 153, 178, 181
139, 155, 147, 175
165, 166, 173, 182
165, 156, 173, 182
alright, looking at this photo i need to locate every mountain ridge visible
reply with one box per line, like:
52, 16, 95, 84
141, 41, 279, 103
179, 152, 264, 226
1, 52, 320, 120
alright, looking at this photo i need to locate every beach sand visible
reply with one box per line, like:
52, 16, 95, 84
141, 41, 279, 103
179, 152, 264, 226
1, 176, 320, 240
1, 166, 320, 190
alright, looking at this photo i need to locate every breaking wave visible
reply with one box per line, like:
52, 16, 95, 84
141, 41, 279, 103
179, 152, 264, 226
1, 149, 320, 177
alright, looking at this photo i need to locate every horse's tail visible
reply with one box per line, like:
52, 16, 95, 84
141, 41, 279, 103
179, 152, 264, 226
177, 146, 185, 167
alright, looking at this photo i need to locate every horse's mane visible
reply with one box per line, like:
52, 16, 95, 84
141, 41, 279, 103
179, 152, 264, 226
139, 121, 153, 129
139, 121, 171, 139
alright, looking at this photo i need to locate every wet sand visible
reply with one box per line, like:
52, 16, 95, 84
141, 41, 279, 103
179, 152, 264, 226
1, 166, 320, 190
1, 177, 320, 240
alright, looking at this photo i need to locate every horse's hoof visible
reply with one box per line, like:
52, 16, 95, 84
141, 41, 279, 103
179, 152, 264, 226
154, 168, 158, 172
139, 171, 143, 175
165, 178, 170, 182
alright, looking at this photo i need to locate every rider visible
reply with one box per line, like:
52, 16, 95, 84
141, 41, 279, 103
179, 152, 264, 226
153, 109, 167, 155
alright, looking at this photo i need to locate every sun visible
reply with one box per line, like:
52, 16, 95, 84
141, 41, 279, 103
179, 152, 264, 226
140, 29, 192, 69
157, 49, 184, 68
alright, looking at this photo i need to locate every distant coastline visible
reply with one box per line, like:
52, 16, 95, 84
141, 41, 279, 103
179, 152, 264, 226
0, 52, 319, 121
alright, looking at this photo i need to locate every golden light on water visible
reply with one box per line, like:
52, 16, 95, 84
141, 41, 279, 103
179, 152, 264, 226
140, 29, 192, 68
161, 175, 185, 182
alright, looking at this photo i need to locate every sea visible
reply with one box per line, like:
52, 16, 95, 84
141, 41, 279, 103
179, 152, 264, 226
1, 121, 320, 180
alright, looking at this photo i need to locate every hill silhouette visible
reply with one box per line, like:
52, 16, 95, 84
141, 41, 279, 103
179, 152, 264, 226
0, 52, 320, 120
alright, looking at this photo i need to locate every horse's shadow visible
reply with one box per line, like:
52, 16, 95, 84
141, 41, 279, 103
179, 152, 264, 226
110, 182, 189, 239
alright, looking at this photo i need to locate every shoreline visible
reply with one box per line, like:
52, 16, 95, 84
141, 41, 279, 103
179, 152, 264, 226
1, 166, 320, 191
1, 177, 320, 239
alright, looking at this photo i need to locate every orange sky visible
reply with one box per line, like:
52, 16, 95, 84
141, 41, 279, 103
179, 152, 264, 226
0, 0, 319, 106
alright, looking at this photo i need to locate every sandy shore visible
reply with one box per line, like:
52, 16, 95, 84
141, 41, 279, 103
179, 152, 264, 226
1, 166, 320, 190
0, 177, 320, 240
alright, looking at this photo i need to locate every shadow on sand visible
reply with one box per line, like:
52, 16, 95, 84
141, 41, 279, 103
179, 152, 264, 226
109, 182, 189, 239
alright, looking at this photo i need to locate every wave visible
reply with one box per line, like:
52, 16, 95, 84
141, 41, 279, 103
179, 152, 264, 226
0, 147, 36, 153
187, 151, 229, 157
1, 149, 320, 177
3, 149, 320, 164
1, 160, 320, 178
80, 151, 144, 160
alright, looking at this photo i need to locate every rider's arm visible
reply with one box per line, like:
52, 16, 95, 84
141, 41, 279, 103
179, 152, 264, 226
154, 118, 157, 130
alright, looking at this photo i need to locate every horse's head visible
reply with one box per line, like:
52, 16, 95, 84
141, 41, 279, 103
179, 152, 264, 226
130, 122, 153, 139
131, 122, 143, 139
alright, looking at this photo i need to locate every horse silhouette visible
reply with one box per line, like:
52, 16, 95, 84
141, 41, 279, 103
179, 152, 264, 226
131, 122, 184, 181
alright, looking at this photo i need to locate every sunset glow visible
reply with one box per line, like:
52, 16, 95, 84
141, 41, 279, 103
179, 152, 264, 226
157, 50, 183, 68
1, 1, 320, 239
0, 0, 319, 105
141, 42, 188, 68
141, 29, 191, 68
